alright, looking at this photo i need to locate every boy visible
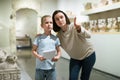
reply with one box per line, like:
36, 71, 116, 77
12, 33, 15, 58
32, 15, 61, 80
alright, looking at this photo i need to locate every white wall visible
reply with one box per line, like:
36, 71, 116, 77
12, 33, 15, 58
0, 0, 12, 51
91, 34, 120, 77
12, 0, 41, 13
57, 0, 84, 15
39, 0, 58, 16
16, 9, 37, 41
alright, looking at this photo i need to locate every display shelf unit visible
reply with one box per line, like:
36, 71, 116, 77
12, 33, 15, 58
81, 2, 120, 34
16, 36, 32, 49
81, 2, 120, 15
81, 2, 120, 20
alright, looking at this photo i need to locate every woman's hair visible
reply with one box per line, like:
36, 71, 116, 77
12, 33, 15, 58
52, 10, 71, 32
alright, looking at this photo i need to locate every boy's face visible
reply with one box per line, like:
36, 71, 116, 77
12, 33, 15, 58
42, 17, 53, 32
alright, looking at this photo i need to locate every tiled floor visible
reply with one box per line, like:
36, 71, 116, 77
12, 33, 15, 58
16, 49, 120, 80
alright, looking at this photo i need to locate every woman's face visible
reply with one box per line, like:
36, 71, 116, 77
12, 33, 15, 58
54, 12, 66, 28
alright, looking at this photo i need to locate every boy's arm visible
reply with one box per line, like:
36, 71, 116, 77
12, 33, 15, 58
56, 45, 61, 58
32, 45, 46, 61
52, 45, 61, 62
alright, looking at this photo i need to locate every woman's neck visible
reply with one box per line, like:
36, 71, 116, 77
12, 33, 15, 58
61, 25, 68, 32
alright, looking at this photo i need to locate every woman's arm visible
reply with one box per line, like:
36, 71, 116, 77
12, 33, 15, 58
78, 26, 91, 38
74, 17, 91, 38
74, 17, 81, 33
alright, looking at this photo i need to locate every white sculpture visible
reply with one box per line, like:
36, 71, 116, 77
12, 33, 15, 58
0, 49, 18, 69
0, 48, 20, 80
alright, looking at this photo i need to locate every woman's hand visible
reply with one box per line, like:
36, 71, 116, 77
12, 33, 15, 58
74, 17, 81, 32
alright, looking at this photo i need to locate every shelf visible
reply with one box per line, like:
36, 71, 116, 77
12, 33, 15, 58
92, 32, 120, 34
81, 2, 120, 15
16, 37, 32, 49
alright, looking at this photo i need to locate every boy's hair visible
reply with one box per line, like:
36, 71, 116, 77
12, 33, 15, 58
41, 15, 51, 25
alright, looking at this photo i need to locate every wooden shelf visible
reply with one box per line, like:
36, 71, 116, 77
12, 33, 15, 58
81, 2, 120, 15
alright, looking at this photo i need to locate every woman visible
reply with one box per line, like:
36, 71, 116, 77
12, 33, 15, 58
52, 10, 96, 80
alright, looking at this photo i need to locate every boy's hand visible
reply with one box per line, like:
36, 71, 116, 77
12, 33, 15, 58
51, 55, 60, 62
38, 55, 46, 61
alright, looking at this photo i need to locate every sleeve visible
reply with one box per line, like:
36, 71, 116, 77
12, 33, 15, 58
77, 26, 91, 38
33, 37, 39, 46
55, 37, 61, 47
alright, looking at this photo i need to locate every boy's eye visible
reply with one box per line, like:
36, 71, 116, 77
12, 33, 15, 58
45, 22, 48, 24
50, 22, 53, 24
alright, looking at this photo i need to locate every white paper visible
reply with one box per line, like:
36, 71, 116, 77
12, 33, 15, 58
43, 50, 56, 59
